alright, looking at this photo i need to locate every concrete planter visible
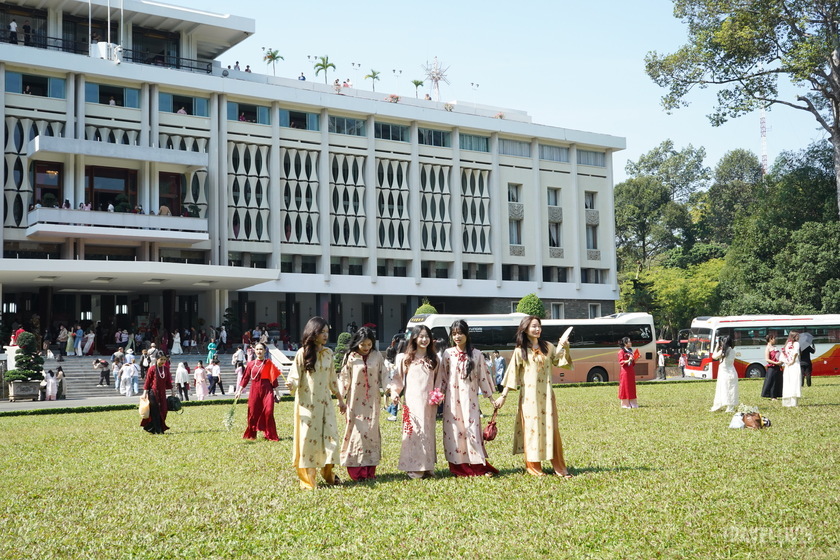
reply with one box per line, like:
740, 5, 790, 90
8, 380, 41, 402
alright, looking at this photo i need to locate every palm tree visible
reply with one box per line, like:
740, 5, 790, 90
313, 55, 336, 84
262, 48, 284, 76
411, 79, 424, 98
365, 69, 381, 92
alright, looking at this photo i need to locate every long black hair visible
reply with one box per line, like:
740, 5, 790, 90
301, 316, 329, 372
343, 326, 377, 368
449, 319, 476, 380
514, 315, 548, 361
404, 325, 438, 371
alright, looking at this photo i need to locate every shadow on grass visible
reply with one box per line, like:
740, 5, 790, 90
568, 465, 659, 475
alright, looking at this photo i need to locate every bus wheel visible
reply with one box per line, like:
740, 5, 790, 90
587, 368, 608, 383
745, 364, 765, 378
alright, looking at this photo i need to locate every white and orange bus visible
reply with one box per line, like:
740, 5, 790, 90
685, 315, 840, 379
405, 312, 656, 383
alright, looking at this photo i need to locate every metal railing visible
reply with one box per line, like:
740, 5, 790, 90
3, 31, 213, 74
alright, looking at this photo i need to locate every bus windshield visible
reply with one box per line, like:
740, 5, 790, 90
687, 328, 712, 365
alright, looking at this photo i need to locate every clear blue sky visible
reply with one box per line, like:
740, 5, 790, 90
181, 0, 826, 183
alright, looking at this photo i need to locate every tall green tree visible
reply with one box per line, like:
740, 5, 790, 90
365, 69, 381, 92
693, 149, 763, 244
644, 0, 840, 217
625, 139, 710, 202
614, 176, 691, 271
262, 48, 284, 76
313, 55, 335, 84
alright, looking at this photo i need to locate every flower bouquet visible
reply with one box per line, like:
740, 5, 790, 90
427, 387, 444, 406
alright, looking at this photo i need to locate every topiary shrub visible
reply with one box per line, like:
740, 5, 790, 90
413, 297, 438, 315
334, 331, 352, 371
114, 193, 132, 213
516, 293, 546, 319
5, 331, 44, 382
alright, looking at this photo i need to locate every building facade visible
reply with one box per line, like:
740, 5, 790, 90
0, 0, 624, 346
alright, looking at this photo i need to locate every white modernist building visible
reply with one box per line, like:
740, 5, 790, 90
0, 0, 624, 345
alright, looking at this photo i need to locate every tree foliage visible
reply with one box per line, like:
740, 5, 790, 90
645, 0, 840, 216
625, 139, 710, 202
692, 149, 763, 244
365, 69, 381, 91
516, 293, 545, 318
263, 49, 284, 76
313, 56, 336, 84
615, 176, 691, 270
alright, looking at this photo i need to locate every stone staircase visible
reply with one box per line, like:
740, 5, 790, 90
36, 345, 291, 400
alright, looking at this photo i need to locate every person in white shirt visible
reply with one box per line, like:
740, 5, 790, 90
231, 345, 246, 366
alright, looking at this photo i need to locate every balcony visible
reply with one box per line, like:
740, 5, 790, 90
26, 208, 209, 244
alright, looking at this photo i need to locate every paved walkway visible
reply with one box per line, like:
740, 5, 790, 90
0, 392, 235, 413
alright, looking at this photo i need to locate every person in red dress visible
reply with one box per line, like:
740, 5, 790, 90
618, 337, 638, 409
141, 356, 175, 433
234, 342, 282, 441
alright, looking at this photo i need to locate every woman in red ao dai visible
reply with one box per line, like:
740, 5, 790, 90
235, 342, 282, 441
441, 320, 499, 477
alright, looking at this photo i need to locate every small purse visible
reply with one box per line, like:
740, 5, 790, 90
483, 407, 499, 441
743, 412, 763, 429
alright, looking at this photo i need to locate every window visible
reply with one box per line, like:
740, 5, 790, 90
159, 172, 185, 216
159, 93, 208, 116
584, 191, 597, 209
578, 149, 606, 167
329, 116, 366, 136
85, 83, 141, 108
509, 219, 522, 245
547, 188, 560, 206
280, 110, 320, 131
31, 162, 63, 206
543, 266, 569, 283
589, 303, 602, 319
5, 72, 65, 99
539, 144, 570, 162
300, 256, 317, 274
551, 303, 565, 319
581, 269, 605, 284
460, 134, 489, 152
418, 128, 450, 147
228, 102, 270, 124
83, 166, 138, 211
586, 225, 598, 250
374, 122, 408, 142
507, 183, 521, 202
499, 139, 531, 157
548, 223, 561, 247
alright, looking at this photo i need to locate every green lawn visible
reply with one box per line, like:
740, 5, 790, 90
1, 379, 838, 559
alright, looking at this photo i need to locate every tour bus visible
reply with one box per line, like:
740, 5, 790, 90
405, 312, 657, 383
684, 315, 840, 379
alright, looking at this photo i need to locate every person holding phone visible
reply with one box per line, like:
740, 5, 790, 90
618, 337, 639, 408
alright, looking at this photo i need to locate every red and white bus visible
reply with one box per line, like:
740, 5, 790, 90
685, 315, 840, 379
406, 312, 657, 383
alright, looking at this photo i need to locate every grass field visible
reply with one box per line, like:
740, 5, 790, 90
1, 379, 838, 559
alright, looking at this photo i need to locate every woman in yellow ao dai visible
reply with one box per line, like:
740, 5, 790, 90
496, 315, 574, 478
287, 317, 347, 490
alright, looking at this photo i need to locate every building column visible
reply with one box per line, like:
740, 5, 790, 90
409, 122, 421, 283
217, 95, 229, 265
365, 115, 377, 281
490, 133, 502, 287
450, 128, 463, 286
149, 84, 159, 147
569, 145, 581, 290
0, 64, 5, 250
208, 93, 220, 265
604, 148, 618, 293
162, 290, 176, 333
268, 102, 282, 269
140, 83, 150, 147
318, 109, 331, 278
75, 74, 85, 140
531, 138, 543, 289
